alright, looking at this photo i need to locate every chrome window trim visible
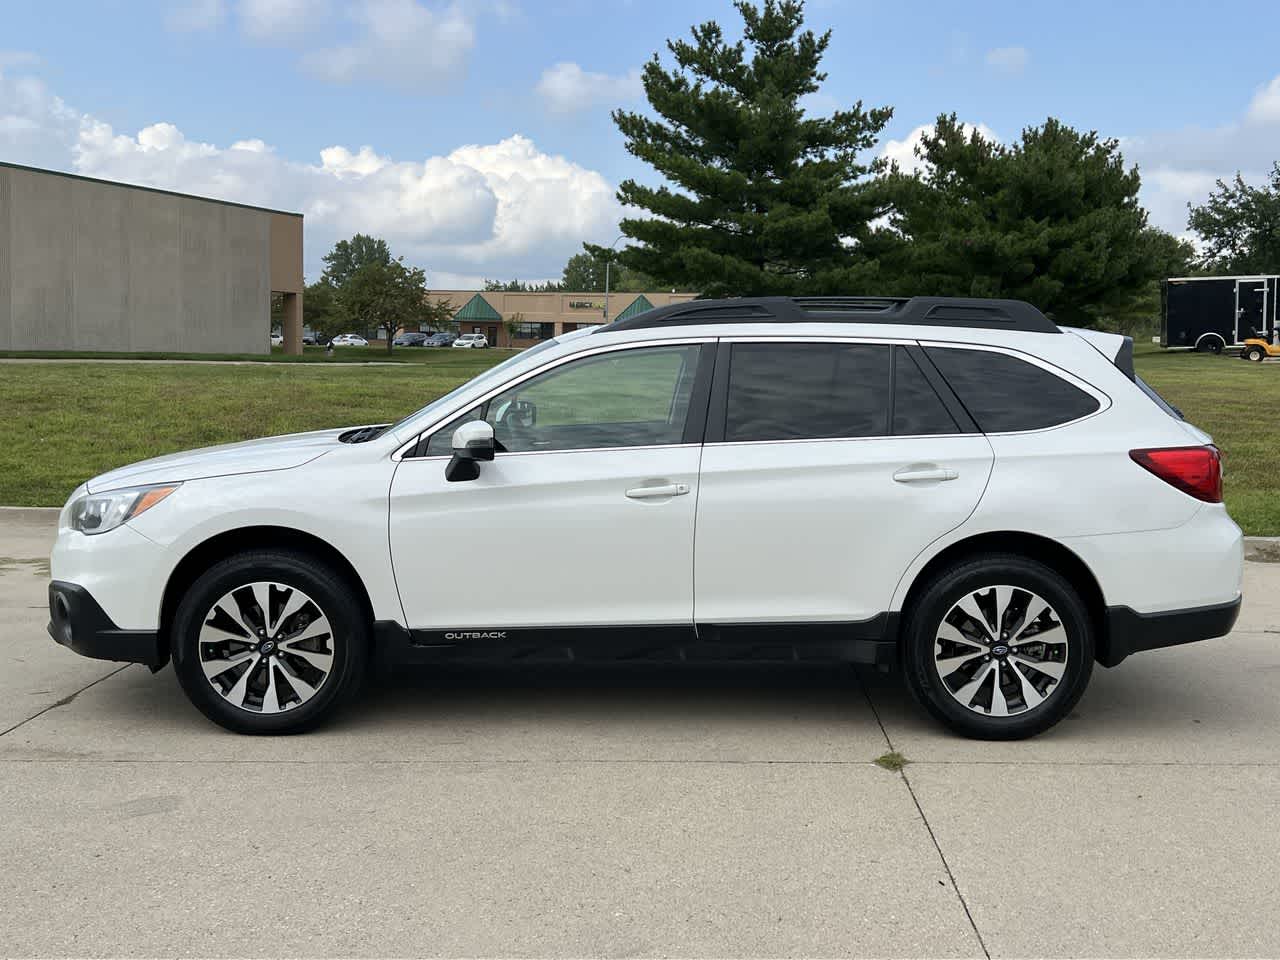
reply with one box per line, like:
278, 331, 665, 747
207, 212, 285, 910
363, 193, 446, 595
392, 337, 713, 461
397, 442, 703, 463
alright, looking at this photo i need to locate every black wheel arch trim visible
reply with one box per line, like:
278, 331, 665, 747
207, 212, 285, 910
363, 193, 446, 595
1099, 597, 1241, 668
48, 581, 166, 669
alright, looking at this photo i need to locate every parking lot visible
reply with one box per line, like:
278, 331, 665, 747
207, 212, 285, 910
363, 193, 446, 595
2, 508, 1279, 958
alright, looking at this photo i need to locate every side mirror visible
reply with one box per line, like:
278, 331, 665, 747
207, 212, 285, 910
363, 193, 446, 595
445, 420, 495, 482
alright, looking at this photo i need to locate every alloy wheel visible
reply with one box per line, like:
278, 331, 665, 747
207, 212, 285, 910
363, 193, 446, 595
933, 585, 1068, 716
197, 582, 335, 714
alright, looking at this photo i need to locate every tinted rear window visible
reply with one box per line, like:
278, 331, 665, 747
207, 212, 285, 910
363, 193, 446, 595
893, 348, 958, 435
925, 347, 1100, 432
725, 343, 890, 441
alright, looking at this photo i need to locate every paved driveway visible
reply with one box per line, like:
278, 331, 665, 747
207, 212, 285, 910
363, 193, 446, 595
2, 511, 1278, 957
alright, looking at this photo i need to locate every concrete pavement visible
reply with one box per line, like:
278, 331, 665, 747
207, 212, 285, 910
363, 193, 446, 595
2, 511, 1278, 958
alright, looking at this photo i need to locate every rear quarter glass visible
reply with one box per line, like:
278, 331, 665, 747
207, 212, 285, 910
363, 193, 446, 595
924, 346, 1100, 432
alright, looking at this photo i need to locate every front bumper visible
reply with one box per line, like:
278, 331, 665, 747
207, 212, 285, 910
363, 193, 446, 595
1099, 596, 1242, 667
47, 581, 165, 667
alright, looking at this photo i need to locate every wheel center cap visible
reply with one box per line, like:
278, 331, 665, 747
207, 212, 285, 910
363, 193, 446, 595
991, 644, 1009, 658
260, 640, 276, 655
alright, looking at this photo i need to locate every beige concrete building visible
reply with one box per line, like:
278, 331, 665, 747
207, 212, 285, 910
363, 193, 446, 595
0, 162, 303, 355
426, 289, 699, 348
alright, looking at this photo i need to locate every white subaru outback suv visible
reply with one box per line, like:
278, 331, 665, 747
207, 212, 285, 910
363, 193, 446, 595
48, 297, 1243, 739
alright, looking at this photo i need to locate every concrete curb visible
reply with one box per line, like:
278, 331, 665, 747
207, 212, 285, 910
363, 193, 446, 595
1245, 536, 1280, 563
0, 506, 61, 522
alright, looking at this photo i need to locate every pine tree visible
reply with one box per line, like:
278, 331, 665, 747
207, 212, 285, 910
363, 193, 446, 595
873, 115, 1178, 326
594, 0, 892, 297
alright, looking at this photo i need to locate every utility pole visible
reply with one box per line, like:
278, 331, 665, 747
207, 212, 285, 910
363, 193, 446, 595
602, 234, 624, 322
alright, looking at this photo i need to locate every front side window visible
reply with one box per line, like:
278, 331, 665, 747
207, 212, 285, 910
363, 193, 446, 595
925, 346, 1101, 432
724, 342, 891, 442
422, 344, 701, 455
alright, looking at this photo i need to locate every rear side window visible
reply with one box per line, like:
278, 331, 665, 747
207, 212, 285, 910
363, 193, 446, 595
893, 348, 958, 435
725, 343, 890, 442
925, 347, 1100, 432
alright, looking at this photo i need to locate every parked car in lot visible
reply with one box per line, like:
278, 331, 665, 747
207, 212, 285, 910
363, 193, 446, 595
270, 333, 283, 346
393, 332, 429, 347
424, 332, 455, 347
330, 334, 369, 347
452, 333, 488, 349
48, 296, 1242, 738
302, 334, 318, 346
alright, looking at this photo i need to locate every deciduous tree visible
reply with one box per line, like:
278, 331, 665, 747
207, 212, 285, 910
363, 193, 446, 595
322, 234, 392, 288
335, 259, 447, 353
1187, 163, 1280, 275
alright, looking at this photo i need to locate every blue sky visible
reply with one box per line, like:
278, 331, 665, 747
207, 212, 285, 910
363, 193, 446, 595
3, 0, 1279, 285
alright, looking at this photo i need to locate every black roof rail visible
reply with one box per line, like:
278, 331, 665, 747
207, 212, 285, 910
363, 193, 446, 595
597, 295, 1060, 334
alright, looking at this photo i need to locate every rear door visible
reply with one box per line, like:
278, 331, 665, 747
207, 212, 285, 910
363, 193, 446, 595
693, 338, 994, 630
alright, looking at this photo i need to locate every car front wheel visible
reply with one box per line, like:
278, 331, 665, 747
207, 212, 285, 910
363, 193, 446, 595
171, 550, 368, 734
901, 554, 1094, 740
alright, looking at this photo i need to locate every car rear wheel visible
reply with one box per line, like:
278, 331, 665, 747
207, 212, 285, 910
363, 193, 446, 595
902, 554, 1094, 740
172, 550, 368, 735
1246, 345, 1266, 362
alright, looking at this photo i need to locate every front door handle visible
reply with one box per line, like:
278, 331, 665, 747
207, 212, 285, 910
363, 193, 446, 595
893, 466, 959, 483
625, 482, 690, 499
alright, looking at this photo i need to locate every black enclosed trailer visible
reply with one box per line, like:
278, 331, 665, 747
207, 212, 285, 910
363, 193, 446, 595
1162, 275, 1279, 352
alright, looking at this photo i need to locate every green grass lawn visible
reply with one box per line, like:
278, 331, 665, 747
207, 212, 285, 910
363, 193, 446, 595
1, 347, 1276, 534
0, 355, 505, 507
1133, 348, 1278, 535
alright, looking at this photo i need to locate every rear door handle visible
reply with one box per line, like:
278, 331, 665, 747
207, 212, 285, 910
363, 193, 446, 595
893, 467, 959, 483
625, 482, 690, 499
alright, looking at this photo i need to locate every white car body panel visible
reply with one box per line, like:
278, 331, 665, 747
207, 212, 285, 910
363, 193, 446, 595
695, 433, 994, 624
390, 445, 700, 628
86, 429, 346, 492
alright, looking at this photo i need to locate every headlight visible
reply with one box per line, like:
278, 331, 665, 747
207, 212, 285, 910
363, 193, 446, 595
68, 484, 181, 535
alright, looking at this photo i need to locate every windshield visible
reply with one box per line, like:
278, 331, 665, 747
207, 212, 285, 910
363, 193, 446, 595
385, 337, 563, 436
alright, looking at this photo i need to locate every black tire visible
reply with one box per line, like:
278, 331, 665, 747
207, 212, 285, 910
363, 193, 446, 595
901, 553, 1094, 740
1197, 337, 1224, 355
171, 550, 369, 735
1246, 346, 1265, 362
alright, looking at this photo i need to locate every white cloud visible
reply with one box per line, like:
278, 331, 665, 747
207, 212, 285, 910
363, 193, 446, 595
301, 0, 475, 92
1123, 71, 1280, 233
880, 121, 999, 175
536, 62, 642, 115
0, 70, 84, 169
239, 0, 330, 38
0, 50, 42, 69
985, 46, 1029, 74
1246, 75, 1280, 125
0, 62, 621, 282
166, 0, 228, 32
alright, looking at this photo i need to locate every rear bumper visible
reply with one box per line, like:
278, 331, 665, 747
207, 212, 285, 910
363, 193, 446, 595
47, 581, 165, 667
1099, 595, 1242, 667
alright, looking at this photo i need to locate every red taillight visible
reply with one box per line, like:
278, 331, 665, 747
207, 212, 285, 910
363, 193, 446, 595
1129, 446, 1223, 503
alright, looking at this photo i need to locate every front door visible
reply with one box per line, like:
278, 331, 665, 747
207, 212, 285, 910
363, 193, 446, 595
694, 339, 994, 628
389, 340, 711, 638
1236, 280, 1267, 342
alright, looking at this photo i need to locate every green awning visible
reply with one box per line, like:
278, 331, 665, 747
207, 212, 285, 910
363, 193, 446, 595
453, 293, 502, 322
613, 294, 654, 322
